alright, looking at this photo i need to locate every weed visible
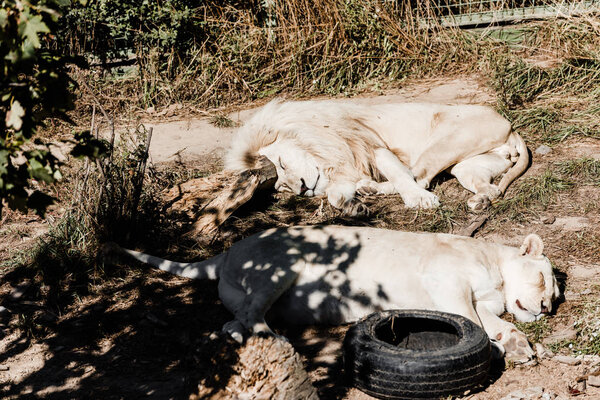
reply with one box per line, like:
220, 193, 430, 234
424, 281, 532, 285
210, 114, 238, 128
493, 168, 573, 221
556, 158, 600, 185
515, 318, 552, 343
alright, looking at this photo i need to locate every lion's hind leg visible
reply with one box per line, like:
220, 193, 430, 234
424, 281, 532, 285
450, 153, 513, 211
217, 262, 301, 342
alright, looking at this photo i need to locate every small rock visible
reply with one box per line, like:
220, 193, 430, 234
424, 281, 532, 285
501, 386, 545, 400
535, 342, 554, 359
569, 265, 597, 280
543, 327, 578, 344
146, 106, 155, 114
521, 359, 539, 367
209, 332, 219, 340
0, 365, 8, 371
541, 215, 556, 224
535, 145, 552, 155
0, 306, 9, 320
582, 355, 600, 364
587, 374, 600, 387
581, 288, 593, 296
553, 216, 590, 232
9, 281, 31, 300
554, 355, 581, 366
563, 290, 580, 301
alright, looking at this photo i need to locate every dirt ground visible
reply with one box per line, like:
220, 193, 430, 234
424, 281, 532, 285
1, 77, 600, 399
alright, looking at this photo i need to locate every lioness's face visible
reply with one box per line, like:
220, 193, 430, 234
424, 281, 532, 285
505, 256, 560, 323
259, 140, 329, 197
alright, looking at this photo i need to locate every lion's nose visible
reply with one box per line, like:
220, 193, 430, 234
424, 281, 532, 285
541, 302, 549, 314
299, 179, 309, 195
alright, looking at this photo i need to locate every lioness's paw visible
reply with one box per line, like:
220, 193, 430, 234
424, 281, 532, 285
487, 185, 502, 201
497, 327, 534, 363
402, 191, 440, 209
222, 320, 246, 344
467, 194, 491, 212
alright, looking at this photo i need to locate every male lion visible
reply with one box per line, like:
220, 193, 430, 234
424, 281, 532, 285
226, 99, 528, 214
110, 226, 559, 361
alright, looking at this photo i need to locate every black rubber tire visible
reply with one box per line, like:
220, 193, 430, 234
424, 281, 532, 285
343, 309, 491, 399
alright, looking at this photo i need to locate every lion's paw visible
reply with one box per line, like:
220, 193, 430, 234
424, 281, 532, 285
496, 327, 534, 363
467, 194, 491, 212
342, 200, 370, 217
356, 179, 379, 195
403, 191, 440, 209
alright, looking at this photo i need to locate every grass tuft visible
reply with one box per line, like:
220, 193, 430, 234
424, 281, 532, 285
493, 168, 573, 221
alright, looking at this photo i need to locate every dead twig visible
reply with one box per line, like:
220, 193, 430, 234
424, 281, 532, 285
454, 214, 489, 237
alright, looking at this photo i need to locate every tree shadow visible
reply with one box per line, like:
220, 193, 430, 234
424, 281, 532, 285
0, 181, 502, 399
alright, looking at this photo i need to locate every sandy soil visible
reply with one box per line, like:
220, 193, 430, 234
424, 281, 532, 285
142, 77, 494, 164
1, 77, 599, 399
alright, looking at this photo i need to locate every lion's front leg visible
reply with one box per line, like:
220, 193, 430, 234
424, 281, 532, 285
326, 182, 369, 216
373, 148, 440, 208
475, 301, 534, 362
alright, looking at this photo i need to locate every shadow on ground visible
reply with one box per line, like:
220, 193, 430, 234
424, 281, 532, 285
0, 180, 477, 399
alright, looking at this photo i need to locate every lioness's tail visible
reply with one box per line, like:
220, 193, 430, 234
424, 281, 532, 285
498, 131, 529, 194
108, 243, 223, 280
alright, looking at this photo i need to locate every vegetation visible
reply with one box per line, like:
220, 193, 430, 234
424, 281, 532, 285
0, 0, 105, 217
2, 1, 600, 396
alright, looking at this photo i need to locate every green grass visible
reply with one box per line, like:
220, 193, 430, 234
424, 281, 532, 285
556, 158, 600, 185
493, 168, 573, 221
515, 318, 552, 344
548, 293, 600, 355
209, 114, 238, 128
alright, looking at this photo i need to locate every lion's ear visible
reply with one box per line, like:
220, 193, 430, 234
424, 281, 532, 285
519, 234, 544, 257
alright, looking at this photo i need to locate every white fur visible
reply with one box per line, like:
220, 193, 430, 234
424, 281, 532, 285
119, 226, 559, 361
225, 99, 529, 213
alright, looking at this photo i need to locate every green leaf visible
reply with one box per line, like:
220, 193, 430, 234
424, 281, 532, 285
18, 14, 50, 49
0, 150, 8, 175
0, 9, 8, 29
6, 100, 25, 130
31, 166, 54, 183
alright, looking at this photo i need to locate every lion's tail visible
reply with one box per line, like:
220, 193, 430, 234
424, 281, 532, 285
498, 131, 529, 194
117, 246, 223, 280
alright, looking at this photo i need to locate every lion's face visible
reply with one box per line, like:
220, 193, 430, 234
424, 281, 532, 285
259, 140, 330, 197
504, 235, 560, 323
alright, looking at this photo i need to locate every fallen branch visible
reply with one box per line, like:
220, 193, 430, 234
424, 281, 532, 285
454, 214, 489, 237
163, 156, 277, 236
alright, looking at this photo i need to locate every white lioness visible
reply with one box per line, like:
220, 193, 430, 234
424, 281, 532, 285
113, 226, 559, 361
226, 100, 528, 214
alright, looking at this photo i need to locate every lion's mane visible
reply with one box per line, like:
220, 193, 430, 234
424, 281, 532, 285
225, 99, 387, 182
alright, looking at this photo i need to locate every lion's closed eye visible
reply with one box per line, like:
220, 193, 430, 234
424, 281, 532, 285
278, 157, 286, 170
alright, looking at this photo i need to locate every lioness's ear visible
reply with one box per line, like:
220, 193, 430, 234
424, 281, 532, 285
519, 234, 544, 257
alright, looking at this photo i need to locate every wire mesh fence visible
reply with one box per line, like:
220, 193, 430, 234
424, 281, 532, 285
423, 0, 600, 27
